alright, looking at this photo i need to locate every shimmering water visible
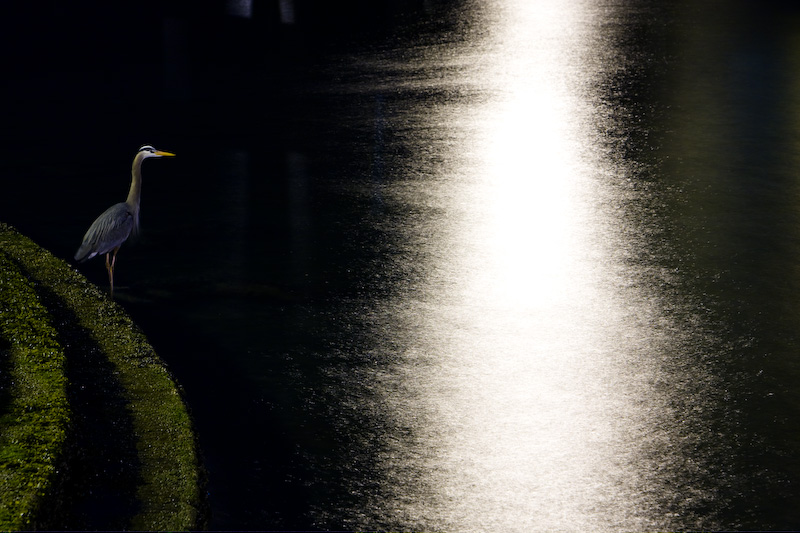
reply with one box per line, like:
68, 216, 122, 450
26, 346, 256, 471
4, 0, 800, 530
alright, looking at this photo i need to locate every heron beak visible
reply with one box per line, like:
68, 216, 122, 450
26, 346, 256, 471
155, 150, 176, 157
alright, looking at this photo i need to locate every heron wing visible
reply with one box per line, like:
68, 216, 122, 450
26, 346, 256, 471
74, 203, 136, 262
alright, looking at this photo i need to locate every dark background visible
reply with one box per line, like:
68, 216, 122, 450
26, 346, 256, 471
1, 1, 451, 528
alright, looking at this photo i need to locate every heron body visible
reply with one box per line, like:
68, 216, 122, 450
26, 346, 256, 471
75, 145, 175, 294
74, 203, 137, 262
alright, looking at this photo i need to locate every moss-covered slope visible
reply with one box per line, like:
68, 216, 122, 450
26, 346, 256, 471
0, 222, 204, 530
0, 245, 70, 530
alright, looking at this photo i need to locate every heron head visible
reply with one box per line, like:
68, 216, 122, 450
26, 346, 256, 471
139, 145, 176, 158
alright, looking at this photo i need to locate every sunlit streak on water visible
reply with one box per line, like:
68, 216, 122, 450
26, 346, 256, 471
478, 85, 578, 307
361, 1, 699, 530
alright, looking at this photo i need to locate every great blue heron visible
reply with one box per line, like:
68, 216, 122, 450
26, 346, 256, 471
75, 145, 175, 295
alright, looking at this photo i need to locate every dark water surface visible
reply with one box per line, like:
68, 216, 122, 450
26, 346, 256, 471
5, 0, 800, 530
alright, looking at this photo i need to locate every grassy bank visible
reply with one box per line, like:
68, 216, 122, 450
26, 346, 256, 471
0, 246, 70, 530
0, 222, 205, 530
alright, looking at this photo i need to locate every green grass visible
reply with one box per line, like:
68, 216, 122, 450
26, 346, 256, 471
0, 222, 204, 530
0, 244, 70, 530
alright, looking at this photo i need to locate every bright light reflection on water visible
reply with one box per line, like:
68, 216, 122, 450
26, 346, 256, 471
354, 1, 717, 530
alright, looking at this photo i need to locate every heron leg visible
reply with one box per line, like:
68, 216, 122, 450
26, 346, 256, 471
105, 252, 114, 296
111, 246, 120, 270
109, 246, 122, 296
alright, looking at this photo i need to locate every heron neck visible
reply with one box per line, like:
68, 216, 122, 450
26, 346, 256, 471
126, 153, 145, 211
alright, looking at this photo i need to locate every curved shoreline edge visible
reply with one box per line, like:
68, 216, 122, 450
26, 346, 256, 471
0, 222, 205, 530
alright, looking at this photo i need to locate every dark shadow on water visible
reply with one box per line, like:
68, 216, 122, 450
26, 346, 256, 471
124, 293, 313, 529
25, 279, 143, 530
